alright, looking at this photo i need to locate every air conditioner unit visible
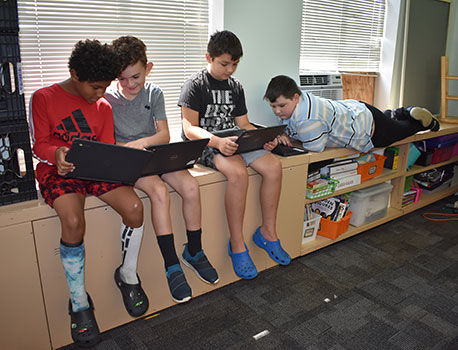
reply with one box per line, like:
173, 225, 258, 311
299, 72, 343, 100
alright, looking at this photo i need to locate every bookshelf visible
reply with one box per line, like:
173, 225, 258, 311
300, 123, 458, 256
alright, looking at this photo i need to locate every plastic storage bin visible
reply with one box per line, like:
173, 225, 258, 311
0, 0, 19, 33
0, 121, 37, 206
306, 178, 339, 200
349, 182, 393, 227
302, 211, 321, 244
357, 154, 386, 182
0, 34, 26, 122
317, 211, 353, 239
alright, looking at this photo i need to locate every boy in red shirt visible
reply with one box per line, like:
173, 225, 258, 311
29, 39, 144, 348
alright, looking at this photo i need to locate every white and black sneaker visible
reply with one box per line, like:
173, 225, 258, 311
410, 107, 440, 131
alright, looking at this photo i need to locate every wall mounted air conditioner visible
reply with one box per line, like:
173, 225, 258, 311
299, 72, 343, 100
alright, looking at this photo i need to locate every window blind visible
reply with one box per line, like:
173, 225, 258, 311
300, 0, 386, 73
17, 0, 209, 138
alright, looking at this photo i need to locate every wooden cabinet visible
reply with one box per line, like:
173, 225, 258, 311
0, 222, 50, 350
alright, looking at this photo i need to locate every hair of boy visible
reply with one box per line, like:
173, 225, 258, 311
264, 75, 302, 103
112, 36, 148, 71
68, 39, 121, 82
207, 30, 243, 61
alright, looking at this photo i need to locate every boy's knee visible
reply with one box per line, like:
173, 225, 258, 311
61, 214, 85, 238
228, 166, 248, 183
123, 199, 144, 228
149, 181, 170, 204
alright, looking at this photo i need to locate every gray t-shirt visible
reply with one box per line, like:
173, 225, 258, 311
104, 82, 167, 143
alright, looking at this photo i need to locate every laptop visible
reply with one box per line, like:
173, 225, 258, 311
272, 143, 308, 156
212, 125, 287, 154
65, 138, 209, 185
141, 138, 210, 177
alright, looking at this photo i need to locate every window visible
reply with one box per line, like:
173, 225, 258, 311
17, 0, 209, 138
300, 0, 386, 73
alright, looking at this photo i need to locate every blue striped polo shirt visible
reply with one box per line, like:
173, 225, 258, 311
282, 92, 374, 153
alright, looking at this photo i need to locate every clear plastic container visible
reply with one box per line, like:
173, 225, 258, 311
349, 182, 393, 227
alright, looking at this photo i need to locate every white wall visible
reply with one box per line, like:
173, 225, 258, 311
223, 0, 302, 126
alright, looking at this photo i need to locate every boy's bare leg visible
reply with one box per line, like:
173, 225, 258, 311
249, 153, 282, 241
133, 175, 172, 235
99, 186, 143, 228
214, 154, 249, 253
161, 170, 201, 231
53, 193, 86, 243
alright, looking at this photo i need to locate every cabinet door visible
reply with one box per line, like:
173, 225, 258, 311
0, 222, 50, 350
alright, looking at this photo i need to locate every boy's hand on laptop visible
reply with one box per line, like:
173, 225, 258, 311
264, 137, 279, 151
124, 139, 147, 150
278, 134, 292, 147
217, 136, 239, 156
57, 146, 75, 176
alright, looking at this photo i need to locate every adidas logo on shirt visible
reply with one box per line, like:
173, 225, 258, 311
53, 109, 96, 142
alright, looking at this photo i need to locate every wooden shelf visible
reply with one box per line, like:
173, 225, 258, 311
401, 185, 458, 214
305, 168, 400, 204
407, 155, 458, 176
300, 207, 404, 255
301, 123, 458, 258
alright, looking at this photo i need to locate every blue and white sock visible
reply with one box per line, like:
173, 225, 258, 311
120, 224, 144, 284
60, 240, 89, 312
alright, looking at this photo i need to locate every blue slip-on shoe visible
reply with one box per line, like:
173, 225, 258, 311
181, 244, 219, 284
252, 227, 291, 266
165, 264, 192, 303
114, 266, 149, 317
228, 240, 258, 279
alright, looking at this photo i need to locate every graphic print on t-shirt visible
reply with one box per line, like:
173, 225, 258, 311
53, 109, 96, 142
201, 89, 236, 132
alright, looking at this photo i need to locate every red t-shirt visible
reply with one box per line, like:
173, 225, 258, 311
29, 83, 115, 179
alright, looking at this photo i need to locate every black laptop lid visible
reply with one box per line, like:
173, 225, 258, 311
142, 138, 209, 177
65, 139, 152, 185
233, 125, 287, 154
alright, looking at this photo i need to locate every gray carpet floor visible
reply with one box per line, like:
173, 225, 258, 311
61, 195, 458, 350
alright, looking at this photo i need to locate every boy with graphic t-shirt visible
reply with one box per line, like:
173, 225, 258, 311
29, 39, 144, 348
104, 36, 219, 305
178, 30, 291, 280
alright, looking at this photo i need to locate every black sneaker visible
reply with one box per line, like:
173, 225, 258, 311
165, 264, 192, 303
181, 244, 219, 284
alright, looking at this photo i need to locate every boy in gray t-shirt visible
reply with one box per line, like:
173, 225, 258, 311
105, 36, 219, 311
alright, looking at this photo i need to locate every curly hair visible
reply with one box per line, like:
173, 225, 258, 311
112, 36, 148, 71
68, 39, 121, 82
207, 30, 243, 61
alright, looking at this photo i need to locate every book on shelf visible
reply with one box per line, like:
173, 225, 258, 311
320, 159, 358, 177
333, 173, 361, 191
311, 195, 350, 221
330, 169, 358, 180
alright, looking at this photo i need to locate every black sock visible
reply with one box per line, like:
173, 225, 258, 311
186, 228, 202, 256
157, 234, 180, 268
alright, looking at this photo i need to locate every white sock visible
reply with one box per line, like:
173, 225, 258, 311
119, 224, 144, 284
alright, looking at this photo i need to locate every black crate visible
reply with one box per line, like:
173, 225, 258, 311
0, 121, 37, 206
0, 0, 19, 33
0, 33, 27, 122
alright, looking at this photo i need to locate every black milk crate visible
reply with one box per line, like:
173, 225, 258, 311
0, 121, 37, 206
0, 33, 26, 122
0, 0, 19, 33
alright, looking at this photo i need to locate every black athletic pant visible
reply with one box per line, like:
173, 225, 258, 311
364, 103, 427, 148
